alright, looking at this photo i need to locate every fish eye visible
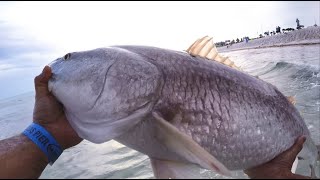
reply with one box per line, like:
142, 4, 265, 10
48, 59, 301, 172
64, 53, 71, 60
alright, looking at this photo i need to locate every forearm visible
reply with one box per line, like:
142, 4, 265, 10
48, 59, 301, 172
0, 134, 49, 178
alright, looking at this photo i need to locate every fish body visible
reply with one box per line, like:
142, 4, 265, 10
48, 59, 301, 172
48, 45, 318, 177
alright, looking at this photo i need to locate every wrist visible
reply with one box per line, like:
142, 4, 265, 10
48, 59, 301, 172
23, 123, 63, 165
33, 116, 82, 150
42, 122, 82, 150
42, 125, 68, 150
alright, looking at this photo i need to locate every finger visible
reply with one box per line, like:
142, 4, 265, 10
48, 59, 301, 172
34, 66, 52, 96
289, 173, 311, 179
281, 136, 306, 164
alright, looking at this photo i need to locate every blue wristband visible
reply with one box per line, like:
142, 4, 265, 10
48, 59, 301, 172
23, 123, 63, 165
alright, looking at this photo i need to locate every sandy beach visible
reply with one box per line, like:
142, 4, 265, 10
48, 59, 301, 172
218, 26, 320, 52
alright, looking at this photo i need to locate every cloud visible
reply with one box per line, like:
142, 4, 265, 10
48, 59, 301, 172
0, 21, 59, 72
0, 20, 59, 99
0, 63, 15, 71
0, 23, 53, 57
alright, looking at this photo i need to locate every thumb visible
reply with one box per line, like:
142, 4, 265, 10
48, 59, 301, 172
34, 66, 52, 97
280, 136, 306, 165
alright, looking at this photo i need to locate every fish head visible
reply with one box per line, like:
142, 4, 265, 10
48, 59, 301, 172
48, 48, 116, 114
47, 47, 158, 143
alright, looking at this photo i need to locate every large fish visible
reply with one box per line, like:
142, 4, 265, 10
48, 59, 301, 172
48, 36, 318, 178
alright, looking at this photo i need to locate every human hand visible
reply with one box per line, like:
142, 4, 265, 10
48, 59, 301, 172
33, 66, 82, 150
244, 136, 310, 179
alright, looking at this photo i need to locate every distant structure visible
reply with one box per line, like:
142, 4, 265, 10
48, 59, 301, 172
296, 18, 304, 29
276, 26, 281, 34
244, 37, 249, 43
282, 28, 294, 33
214, 41, 226, 47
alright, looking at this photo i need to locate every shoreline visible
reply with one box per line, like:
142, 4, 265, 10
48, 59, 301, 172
217, 26, 320, 53
219, 41, 320, 53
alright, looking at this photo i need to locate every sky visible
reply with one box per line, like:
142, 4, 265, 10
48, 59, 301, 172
0, 1, 319, 99
0, 1, 319, 50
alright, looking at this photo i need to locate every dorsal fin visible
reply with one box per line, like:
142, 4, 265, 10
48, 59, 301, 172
186, 36, 241, 71
287, 96, 296, 105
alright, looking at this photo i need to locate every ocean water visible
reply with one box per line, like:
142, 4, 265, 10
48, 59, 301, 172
0, 45, 319, 178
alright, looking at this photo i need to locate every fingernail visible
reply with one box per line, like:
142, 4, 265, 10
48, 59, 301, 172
301, 136, 306, 143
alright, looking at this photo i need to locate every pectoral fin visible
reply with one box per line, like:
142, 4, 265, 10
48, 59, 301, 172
152, 111, 231, 177
150, 158, 201, 179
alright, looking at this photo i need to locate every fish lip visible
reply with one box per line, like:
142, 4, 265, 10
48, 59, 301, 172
48, 73, 56, 93
48, 81, 53, 92
47, 59, 60, 93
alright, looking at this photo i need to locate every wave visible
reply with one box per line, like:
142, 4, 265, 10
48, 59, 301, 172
252, 61, 319, 82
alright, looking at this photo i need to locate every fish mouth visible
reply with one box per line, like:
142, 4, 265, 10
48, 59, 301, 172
48, 74, 56, 93
47, 60, 60, 93
47, 57, 66, 94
